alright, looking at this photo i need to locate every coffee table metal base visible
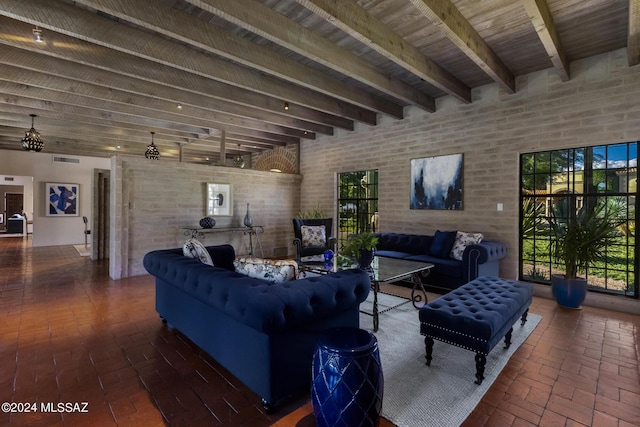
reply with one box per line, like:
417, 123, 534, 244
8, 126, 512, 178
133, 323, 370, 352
361, 268, 430, 332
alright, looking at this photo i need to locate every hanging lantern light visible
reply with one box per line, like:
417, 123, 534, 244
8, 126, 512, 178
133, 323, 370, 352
21, 114, 44, 152
145, 131, 160, 160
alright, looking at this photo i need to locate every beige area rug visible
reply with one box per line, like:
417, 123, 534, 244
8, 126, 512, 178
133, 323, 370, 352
73, 244, 91, 257
358, 293, 540, 427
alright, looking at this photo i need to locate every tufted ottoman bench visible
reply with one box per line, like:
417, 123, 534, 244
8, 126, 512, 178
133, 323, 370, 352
419, 276, 534, 384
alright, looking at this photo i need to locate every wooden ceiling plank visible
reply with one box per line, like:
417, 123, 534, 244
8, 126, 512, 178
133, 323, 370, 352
187, 0, 434, 113
0, 10, 379, 124
406, 0, 516, 93
629, 0, 640, 66
521, 0, 570, 81
295, 0, 471, 103
0, 98, 201, 142
0, 109, 189, 154
0, 62, 329, 136
0, 79, 313, 144
71, 0, 394, 120
0, 81, 315, 147
1, 46, 353, 131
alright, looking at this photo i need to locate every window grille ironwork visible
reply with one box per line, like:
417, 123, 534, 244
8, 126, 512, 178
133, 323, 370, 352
520, 143, 638, 297
337, 170, 379, 250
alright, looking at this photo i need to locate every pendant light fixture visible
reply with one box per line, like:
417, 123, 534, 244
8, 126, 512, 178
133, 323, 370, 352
145, 131, 160, 160
233, 144, 245, 168
32, 26, 44, 43
21, 114, 44, 152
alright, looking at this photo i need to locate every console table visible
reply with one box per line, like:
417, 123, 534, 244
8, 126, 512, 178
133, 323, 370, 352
182, 226, 264, 258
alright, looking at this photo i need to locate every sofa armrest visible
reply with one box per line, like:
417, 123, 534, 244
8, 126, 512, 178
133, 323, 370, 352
462, 241, 508, 282
233, 269, 370, 334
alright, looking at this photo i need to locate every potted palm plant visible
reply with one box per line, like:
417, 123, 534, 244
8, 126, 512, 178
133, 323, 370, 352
341, 232, 379, 269
548, 195, 625, 308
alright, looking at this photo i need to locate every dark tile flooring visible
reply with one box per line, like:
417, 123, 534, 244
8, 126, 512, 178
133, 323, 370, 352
1, 236, 639, 426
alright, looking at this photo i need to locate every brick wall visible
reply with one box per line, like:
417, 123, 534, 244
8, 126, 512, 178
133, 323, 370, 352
111, 156, 301, 279
299, 49, 640, 280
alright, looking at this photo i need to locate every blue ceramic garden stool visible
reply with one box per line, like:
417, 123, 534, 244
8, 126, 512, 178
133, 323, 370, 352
311, 327, 384, 427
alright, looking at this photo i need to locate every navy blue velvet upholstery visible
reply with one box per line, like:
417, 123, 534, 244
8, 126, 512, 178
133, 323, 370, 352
143, 244, 371, 410
373, 232, 508, 292
429, 230, 457, 258
419, 276, 534, 355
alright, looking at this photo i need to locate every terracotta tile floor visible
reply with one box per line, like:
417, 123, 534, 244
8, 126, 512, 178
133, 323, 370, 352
1, 236, 639, 426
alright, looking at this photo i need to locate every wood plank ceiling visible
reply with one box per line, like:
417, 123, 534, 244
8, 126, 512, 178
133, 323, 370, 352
0, 0, 636, 165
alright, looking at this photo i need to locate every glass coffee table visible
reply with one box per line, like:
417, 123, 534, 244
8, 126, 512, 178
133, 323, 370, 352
300, 256, 434, 332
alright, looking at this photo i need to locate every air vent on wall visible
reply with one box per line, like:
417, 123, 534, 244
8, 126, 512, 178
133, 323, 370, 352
52, 156, 80, 164
4, 177, 14, 181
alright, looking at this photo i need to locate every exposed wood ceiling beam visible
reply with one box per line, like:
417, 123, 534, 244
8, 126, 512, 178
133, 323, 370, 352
629, 0, 640, 66
70, 0, 395, 121
186, 0, 435, 113
406, 0, 516, 93
0, 46, 349, 133
0, 78, 309, 142
0, 63, 328, 138
295, 0, 472, 103
0, 6, 376, 126
521, 0, 570, 81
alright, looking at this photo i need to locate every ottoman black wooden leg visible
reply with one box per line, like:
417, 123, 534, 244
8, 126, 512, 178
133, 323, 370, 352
474, 353, 486, 385
261, 398, 273, 414
504, 327, 513, 349
521, 308, 529, 325
424, 336, 434, 365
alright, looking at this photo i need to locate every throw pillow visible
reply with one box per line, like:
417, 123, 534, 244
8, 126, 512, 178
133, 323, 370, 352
183, 238, 214, 266
301, 225, 326, 247
449, 231, 484, 261
234, 257, 299, 283
429, 230, 457, 258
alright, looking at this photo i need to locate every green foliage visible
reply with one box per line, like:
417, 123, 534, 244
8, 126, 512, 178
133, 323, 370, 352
297, 203, 325, 219
525, 266, 547, 281
549, 196, 627, 280
522, 198, 545, 238
341, 232, 379, 260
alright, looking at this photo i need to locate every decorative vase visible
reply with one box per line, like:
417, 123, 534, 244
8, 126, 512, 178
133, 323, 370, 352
312, 327, 383, 427
323, 249, 334, 262
551, 274, 587, 309
199, 216, 216, 229
243, 203, 253, 227
358, 248, 375, 269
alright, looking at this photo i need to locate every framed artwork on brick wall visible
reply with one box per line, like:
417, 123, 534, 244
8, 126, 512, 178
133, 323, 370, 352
206, 183, 233, 216
410, 153, 463, 210
46, 182, 79, 216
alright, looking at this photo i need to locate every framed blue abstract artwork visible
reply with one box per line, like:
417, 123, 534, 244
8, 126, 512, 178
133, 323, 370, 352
46, 182, 79, 216
410, 154, 463, 210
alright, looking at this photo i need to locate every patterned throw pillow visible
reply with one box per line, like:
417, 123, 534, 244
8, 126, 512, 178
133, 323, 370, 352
182, 238, 214, 266
301, 225, 326, 247
234, 257, 299, 283
449, 231, 484, 261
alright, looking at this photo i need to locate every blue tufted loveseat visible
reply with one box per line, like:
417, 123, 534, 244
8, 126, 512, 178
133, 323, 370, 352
373, 232, 508, 292
143, 244, 370, 413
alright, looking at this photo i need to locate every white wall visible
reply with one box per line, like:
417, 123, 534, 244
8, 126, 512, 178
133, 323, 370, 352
0, 151, 110, 246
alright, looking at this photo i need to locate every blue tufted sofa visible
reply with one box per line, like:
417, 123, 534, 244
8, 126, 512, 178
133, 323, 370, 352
143, 244, 371, 413
373, 232, 508, 292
